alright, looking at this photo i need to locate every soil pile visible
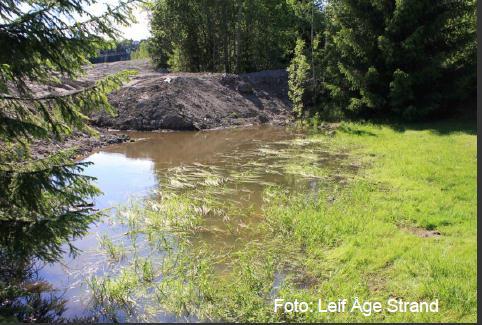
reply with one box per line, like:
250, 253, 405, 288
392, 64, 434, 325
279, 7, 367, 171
86, 60, 292, 130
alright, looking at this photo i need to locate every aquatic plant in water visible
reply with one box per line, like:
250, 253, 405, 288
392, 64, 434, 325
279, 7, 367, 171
85, 134, 358, 321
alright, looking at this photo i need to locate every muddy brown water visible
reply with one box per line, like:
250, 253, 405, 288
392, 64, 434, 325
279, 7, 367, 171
37, 125, 349, 322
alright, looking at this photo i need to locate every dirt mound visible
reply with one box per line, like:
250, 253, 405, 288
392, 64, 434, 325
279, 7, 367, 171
87, 60, 292, 130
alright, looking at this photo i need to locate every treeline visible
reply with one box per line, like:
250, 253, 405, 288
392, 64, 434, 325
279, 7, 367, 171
148, 0, 476, 120
149, 0, 320, 73
307, 0, 477, 120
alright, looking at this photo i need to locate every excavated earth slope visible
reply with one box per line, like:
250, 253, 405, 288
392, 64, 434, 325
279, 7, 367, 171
84, 60, 292, 130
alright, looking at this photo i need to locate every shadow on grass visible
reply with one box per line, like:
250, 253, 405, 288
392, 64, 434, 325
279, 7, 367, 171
338, 115, 476, 136
386, 117, 476, 135
333, 98, 477, 136
338, 124, 378, 136
379, 101, 477, 135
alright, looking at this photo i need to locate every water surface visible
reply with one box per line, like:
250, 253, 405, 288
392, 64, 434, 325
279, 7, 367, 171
36, 125, 349, 321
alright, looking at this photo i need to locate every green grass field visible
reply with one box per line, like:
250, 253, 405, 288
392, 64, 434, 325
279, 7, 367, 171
260, 120, 477, 322
186, 119, 477, 322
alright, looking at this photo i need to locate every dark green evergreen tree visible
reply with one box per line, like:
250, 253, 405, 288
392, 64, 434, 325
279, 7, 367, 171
0, 0, 137, 321
317, 0, 476, 120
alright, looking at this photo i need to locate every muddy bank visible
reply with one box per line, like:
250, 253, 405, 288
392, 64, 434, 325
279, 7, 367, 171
86, 60, 292, 130
30, 129, 130, 160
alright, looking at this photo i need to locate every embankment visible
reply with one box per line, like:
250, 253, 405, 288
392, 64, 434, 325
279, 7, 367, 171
87, 60, 292, 130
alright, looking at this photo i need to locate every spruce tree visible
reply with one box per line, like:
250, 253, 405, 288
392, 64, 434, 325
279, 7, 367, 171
318, 0, 476, 120
0, 0, 136, 321
0, 0, 136, 253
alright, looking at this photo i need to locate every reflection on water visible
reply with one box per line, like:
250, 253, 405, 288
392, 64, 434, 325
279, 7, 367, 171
84, 152, 157, 209
37, 152, 158, 320
0, 162, 100, 322
3, 126, 351, 322
44, 126, 298, 320
107, 126, 295, 168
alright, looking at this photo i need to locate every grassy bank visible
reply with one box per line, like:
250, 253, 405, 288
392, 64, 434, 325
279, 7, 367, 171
264, 120, 477, 322
89, 120, 477, 323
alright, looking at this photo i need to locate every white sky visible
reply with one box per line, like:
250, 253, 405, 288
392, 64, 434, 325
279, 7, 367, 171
8, 0, 152, 41
118, 5, 151, 41
89, 1, 151, 41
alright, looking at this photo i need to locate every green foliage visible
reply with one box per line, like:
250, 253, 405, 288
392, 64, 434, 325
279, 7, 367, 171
149, 0, 303, 73
194, 120, 476, 322
87, 268, 140, 319
315, 0, 476, 120
288, 38, 310, 118
131, 40, 152, 60
0, 0, 136, 244
99, 234, 126, 261
149, 0, 474, 120
166, 44, 190, 72
1, 70, 134, 142
0, 0, 136, 322
0, 0, 134, 91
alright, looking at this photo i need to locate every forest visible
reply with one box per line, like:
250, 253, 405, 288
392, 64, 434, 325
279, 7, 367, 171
0, 0, 477, 323
147, 0, 476, 120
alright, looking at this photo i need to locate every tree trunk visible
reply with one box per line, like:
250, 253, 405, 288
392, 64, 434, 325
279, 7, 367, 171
222, 2, 229, 73
235, 3, 242, 73
311, 1, 316, 106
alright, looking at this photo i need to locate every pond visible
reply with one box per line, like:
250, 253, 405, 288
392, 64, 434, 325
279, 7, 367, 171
31, 125, 352, 322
